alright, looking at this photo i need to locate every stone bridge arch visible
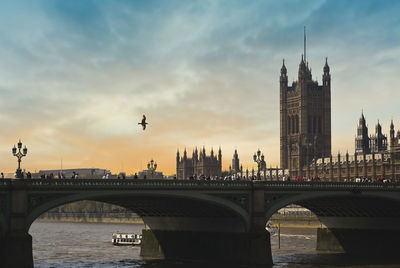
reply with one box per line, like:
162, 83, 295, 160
265, 191, 400, 221
26, 190, 251, 233
264, 190, 400, 256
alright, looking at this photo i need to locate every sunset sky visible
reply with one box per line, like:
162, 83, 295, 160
0, 0, 399, 175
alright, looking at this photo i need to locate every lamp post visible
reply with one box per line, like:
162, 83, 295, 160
253, 149, 266, 180
147, 159, 157, 178
12, 139, 28, 179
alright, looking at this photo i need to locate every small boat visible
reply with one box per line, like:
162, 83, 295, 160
112, 233, 142, 246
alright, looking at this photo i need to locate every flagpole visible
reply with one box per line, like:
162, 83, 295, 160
304, 26, 306, 61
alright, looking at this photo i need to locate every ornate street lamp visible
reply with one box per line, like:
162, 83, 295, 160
147, 159, 157, 178
12, 139, 28, 179
253, 149, 266, 180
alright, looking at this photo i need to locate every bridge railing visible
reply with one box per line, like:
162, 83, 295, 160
0, 178, 253, 190
0, 179, 398, 191
257, 180, 400, 191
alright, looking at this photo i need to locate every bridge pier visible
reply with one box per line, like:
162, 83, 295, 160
140, 183, 273, 265
0, 233, 33, 268
0, 181, 33, 267
317, 228, 400, 256
140, 229, 272, 265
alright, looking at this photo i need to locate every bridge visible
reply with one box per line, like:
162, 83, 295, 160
0, 179, 399, 267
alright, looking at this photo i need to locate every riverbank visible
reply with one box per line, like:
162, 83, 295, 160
37, 212, 323, 228
37, 212, 144, 224
269, 214, 325, 228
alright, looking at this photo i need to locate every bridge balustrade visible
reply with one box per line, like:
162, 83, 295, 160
0, 179, 398, 191
0, 178, 253, 190
259, 181, 400, 191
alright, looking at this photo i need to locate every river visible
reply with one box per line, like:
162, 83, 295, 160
30, 222, 399, 268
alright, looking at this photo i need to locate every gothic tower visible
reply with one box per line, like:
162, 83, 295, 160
390, 120, 395, 149
370, 120, 387, 153
355, 112, 371, 154
280, 55, 331, 177
232, 149, 240, 173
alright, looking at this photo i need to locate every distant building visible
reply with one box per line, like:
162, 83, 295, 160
371, 120, 388, 153
355, 112, 371, 154
305, 119, 400, 181
176, 147, 222, 179
355, 113, 387, 154
390, 120, 400, 155
37, 168, 110, 178
232, 149, 240, 173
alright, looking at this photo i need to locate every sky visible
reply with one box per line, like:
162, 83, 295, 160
0, 0, 399, 175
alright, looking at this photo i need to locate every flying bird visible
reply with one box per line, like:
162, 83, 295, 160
138, 115, 148, 130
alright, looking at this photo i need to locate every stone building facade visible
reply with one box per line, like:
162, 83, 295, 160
355, 113, 387, 154
176, 147, 222, 179
303, 120, 400, 181
280, 55, 331, 177
278, 52, 398, 181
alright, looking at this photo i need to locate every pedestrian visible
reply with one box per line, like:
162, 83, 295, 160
1, 172, 3, 179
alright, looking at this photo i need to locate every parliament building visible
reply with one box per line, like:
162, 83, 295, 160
176, 147, 222, 179
280, 54, 400, 181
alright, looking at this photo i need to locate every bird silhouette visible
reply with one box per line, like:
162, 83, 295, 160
138, 115, 148, 130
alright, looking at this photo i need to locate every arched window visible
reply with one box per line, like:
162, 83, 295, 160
292, 115, 296, 134
318, 117, 322, 133
288, 116, 291, 134
313, 117, 317, 133
296, 115, 299, 133
292, 116, 295, 134
308, 116, 312, 133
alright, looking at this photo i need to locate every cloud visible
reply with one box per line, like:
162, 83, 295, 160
0, 0, 399, 174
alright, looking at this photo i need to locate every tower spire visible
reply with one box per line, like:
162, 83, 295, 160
304, 26, 306, 61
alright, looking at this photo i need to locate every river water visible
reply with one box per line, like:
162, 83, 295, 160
30, 222, 399, 268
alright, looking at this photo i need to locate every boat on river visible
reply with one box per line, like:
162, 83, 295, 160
112, 233, 142, 246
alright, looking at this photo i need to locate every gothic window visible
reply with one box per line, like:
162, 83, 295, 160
313, 117, 317, 133
288, 116, 291, 134
308, 116, 312, 133
292, 116, 296, 134
296, 115, 299, 133
318, 117, 322, 133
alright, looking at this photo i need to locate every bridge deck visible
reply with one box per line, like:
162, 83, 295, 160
0, 179, 398, 192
